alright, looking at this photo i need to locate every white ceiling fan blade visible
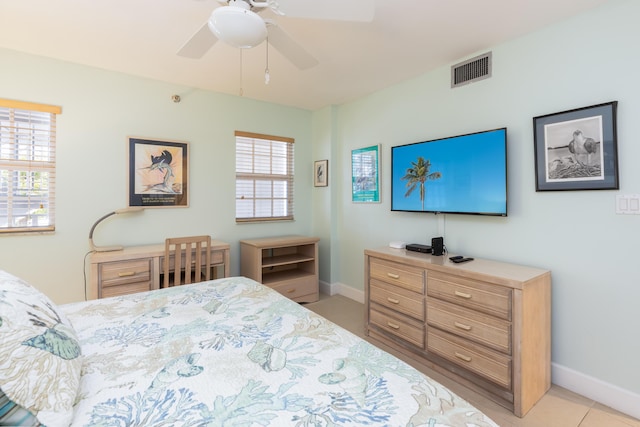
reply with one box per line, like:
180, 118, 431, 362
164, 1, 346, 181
177, 22, 219, 58
272, 0, 375, 22
267, 24, 318, 70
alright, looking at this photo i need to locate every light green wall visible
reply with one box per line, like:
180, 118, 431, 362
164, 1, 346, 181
317, 0, 639, 395
0, 49, 313, 305
310, 106, 333, 283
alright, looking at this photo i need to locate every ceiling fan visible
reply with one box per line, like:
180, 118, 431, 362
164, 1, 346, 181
177, 0, 375, 70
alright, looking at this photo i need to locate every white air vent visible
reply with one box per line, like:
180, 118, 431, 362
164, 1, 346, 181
451, 52, 492, 88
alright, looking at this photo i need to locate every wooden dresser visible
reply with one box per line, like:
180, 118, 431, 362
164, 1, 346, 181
365, 247, 551, 417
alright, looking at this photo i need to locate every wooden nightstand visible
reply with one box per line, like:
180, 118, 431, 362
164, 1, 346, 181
240, 235, 319, 303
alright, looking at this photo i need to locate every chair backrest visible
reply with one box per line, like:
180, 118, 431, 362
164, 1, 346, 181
163, 235, 212, 288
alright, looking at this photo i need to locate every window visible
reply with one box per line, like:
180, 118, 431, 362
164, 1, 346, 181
235, 131, 294, 222
0, 99, 60, 234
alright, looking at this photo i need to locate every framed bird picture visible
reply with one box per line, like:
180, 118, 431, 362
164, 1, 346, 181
533, 101, 618, 191
128, 137, 189, 207
314, 159, 328, 187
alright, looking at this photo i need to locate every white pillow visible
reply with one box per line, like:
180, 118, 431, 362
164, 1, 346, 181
0, 270, 82, 427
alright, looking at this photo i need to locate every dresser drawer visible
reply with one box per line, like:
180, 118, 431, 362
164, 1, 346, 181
369, 258, 424, 294
428, 328, 512, 389
370, 278, 424, 321
427, 271, 512, 321
270, 275, 317, 301
370, 305, 425, 348
100, 259, 151, 287
99, 259, 152, 298
427, 298, 511, 354
210, 249, 225, 265
101, 282, 152, 298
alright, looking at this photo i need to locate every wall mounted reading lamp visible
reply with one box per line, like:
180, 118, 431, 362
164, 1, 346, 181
88, 207, 144, 252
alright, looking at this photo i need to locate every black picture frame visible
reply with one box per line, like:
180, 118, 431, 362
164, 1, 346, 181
128, 137, 189, 207
533, 101, 618, 191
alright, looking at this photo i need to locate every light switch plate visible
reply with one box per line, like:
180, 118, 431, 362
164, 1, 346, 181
616, 194, 640, 214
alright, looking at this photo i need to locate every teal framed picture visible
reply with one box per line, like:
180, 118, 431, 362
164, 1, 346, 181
351, 144, 380, 203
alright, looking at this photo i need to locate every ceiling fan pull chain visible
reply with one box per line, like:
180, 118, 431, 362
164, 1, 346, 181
239, 49, 244, 96
265, 38, 270, 85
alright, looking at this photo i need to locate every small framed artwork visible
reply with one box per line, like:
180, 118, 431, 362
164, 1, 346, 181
351, 144, 381, 203
128, 137, 189, 207
533, 101, 619, 191
314, 160, 328, 187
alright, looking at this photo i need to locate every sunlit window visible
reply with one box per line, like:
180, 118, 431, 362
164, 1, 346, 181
235, 131, 294, 222
0, 99, 60, 233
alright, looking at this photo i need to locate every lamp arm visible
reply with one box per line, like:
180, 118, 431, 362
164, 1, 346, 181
88, 207, 143, 252
114, 207, 144, 215
88, 211, 116, 240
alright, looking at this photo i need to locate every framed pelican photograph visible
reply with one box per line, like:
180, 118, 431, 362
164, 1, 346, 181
128, 137, 189, 207
533, 101, 619, 191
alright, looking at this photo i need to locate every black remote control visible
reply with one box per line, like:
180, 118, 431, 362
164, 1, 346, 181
452, 257, 474, 263
449, 256, 464, 261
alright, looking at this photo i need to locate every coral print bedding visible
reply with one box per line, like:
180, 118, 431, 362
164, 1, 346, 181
1, 271, 499, 426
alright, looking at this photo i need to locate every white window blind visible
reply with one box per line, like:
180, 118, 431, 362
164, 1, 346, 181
235, 131, 294, 222
0, 99, 60, 234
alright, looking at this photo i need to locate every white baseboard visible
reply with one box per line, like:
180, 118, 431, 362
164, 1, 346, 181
337, 283, 365, 304
552, 363, 640, 420
324, 282, 639, 420
320, 281, 364, 303
318, 280, 335, 296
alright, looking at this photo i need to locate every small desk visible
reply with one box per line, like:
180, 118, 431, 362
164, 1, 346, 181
88, 240, 230, 299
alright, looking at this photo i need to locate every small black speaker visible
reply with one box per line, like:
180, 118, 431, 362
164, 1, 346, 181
431, 237, 444, 256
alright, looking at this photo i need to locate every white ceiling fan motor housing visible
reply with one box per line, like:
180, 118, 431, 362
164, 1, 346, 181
208, 0, 268, 49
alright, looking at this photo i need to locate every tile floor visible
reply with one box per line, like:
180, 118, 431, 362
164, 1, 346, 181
304, 294, 640, 427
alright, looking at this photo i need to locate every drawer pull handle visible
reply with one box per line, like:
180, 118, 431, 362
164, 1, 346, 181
387, 321, 400, 330
387, 273, 400, 279
454, 322, 472, 331
287, 289, 296, 294
454, 290, 472, 299
455, 352, 472, 362
118, 271, 136, 277
387, 297, 400, 304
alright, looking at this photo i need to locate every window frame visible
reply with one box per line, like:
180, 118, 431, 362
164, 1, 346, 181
235, 131, 294, 223
0, 98, 60, 234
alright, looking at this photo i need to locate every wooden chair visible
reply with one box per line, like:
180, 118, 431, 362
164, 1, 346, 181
163, 235, 211, 288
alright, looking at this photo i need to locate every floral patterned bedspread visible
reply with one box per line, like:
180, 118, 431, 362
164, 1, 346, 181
61, 277, 499, 426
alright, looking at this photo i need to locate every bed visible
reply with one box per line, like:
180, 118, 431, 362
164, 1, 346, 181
0, 270, 499, 427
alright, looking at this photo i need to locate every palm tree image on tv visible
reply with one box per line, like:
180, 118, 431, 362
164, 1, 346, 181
401, 156, 442, 211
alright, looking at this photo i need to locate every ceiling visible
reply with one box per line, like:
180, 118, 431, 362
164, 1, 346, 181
0, 0, 612, 111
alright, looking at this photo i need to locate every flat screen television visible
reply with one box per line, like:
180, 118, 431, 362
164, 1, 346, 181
391, 128, 507, 216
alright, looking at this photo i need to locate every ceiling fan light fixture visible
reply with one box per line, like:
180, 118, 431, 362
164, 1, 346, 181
208, 6, 267, 49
